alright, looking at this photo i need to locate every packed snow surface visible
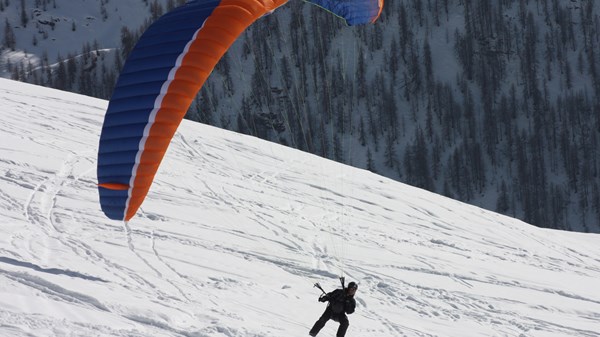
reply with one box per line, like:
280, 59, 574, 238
0, 79, 599, 336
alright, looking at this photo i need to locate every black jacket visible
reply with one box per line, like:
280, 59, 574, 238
320, 289, 356, 315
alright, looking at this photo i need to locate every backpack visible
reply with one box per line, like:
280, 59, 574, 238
327, 289, 346, 314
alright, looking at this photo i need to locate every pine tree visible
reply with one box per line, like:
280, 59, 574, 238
20, 0, 28, 27
55, 54, 67, 90
358, 117, 366, 146
366, 148, 376, 173
384, 134, 396, 169
150, 0, 163, 20
3, 19, 16, 50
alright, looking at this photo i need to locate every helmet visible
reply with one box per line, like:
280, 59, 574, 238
347, 282, 358, 290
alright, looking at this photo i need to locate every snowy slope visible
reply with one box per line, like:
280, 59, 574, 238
0, 79, 599, 336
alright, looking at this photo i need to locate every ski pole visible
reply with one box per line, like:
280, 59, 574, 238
314, 282, 326, 294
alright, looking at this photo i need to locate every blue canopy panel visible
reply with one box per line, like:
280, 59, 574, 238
304, 0, 383, 25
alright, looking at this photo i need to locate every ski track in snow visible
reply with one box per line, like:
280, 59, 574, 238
16, 150, 146, 288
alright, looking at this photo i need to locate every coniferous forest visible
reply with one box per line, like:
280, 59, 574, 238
2, 0, 600, 232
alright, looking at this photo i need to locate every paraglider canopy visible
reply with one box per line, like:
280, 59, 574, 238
97, 0, 384, 221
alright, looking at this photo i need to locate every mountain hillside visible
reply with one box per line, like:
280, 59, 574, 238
1, 0, 600, 232
1, 78, 600, 336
